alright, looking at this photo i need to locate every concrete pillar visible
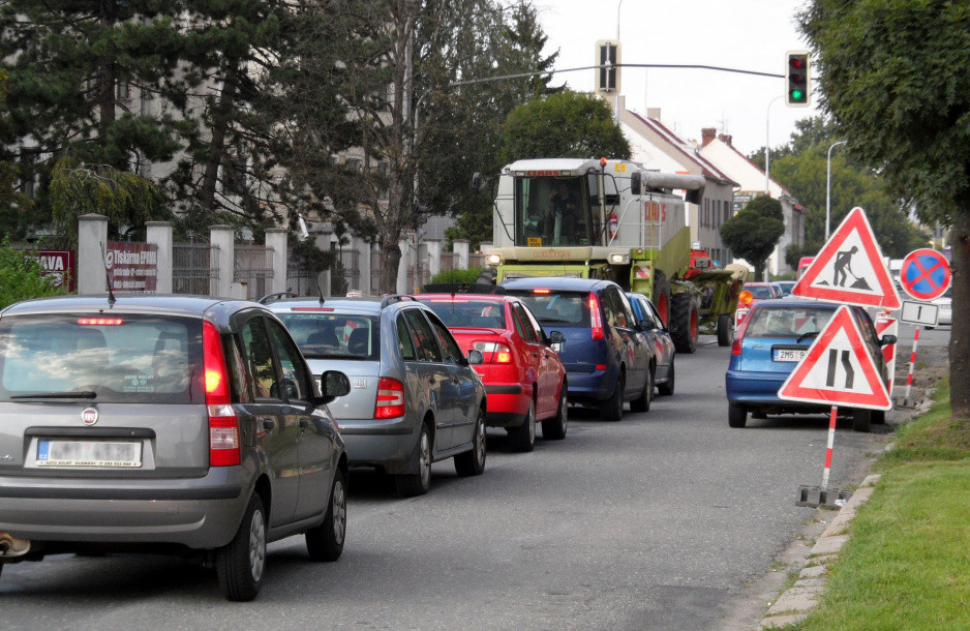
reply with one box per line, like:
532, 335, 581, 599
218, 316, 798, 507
146, 221, 173, 294
396, 239, 410, 294
358, 238, 372, 294
426, 239, 441, 280
453, 239, 469, 270
210, 225, 235, 298
78, 214, 109, 295
265, 228, 288, 295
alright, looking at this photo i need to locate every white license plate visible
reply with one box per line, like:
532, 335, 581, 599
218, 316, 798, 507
37, 440, 142, 468
773, 349, 806, 362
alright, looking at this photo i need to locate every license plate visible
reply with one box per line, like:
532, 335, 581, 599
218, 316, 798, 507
37, 440, 142, 468
773, 348, 806, 362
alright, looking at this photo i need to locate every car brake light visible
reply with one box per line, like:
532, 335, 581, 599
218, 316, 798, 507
375, 377, 406, 419
589, 293, 604, 340
77, 318, 123, 325
203, 320, 240, 466
472, 341, 513, 363
533, 288, 550, 294
732, 308, 754, 355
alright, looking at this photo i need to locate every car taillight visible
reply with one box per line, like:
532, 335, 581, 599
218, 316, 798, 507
472, 341, 513, 363
203, 320, 240, 466
375, 377, 406, 419
732, 308, 754, 356
589, 293, 604, 341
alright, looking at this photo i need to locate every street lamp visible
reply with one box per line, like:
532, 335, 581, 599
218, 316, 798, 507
826, 140, 847, 240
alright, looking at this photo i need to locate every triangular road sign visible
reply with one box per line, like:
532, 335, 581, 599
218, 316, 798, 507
778, 305, 893, 410
792, 207, 901, 309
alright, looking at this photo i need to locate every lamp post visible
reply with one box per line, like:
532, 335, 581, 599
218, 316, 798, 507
826, 140, 847, 240
764, 94, 784, 194
614, 0, 624, 122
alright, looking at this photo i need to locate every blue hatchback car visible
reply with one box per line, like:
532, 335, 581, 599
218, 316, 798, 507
503, 278, 652, 421
725, 298, 894, 432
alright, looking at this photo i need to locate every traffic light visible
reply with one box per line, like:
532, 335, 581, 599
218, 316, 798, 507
596, 40, 621, 94
786, 51, 810, 107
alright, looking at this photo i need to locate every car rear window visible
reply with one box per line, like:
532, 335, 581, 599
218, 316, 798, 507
744, 306, 834, 338
278, 313, 380, 360
507, 291, 590, 327
0, 314, 202, 403
747, 285, 775, 299
417, 299, 507, 329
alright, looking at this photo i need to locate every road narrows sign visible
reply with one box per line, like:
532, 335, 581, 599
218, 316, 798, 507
900, 248, 951, 301
791, 207, 901, 309
778, 305, 893, 411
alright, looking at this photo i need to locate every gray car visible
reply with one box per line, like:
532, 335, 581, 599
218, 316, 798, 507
0, 295, 350, 601
270, 296, 488, 497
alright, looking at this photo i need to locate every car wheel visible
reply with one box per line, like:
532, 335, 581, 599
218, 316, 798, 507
630, 366, 652, 413
852, 409, 872, 432
455, 407, 487, 476
728, 402, 747, 428
216, 493, 266, 602
658, 358, 675, 396
508, 399, 537, 453
872, 410, 886, 425
717, 314, 734, 347
603, 372, 625, 422
396, 423, 432, 497
306, 468, 346, 562
542, 383, 568, 440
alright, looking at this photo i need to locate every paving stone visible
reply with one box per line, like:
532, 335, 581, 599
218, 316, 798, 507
767, 586, 821, 615
760, 613, 809, 629
795, 577, 826, 588
812, 534, 849, 556
799, 565, 828, 579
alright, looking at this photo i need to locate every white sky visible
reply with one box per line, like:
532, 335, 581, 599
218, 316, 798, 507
533, 0, 820, 156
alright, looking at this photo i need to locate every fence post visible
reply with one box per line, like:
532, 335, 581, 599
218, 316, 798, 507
426, 239, 442, 281
210, 225, 234, 298
78, 214, 109, 295
454, 239, 469, 270
265, 228, 288, 295
397, 239, 410, 294
146, 221, 173, 294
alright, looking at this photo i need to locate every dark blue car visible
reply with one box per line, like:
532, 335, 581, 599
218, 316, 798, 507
725, 298, 894, 432
503, 278, 652, 421
627, 292, 676, 397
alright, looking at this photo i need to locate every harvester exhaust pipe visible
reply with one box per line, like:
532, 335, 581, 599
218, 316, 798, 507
0, 531, 31, 558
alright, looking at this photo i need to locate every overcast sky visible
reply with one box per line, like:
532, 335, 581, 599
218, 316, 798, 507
532, 0, 819, 157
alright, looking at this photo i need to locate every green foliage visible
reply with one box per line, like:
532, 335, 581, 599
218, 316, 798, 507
742, 195, 783, 223
720, 201, 785, 278
0, 238, 66, 309
429, 267, 487, 285
500, 90, 632, 163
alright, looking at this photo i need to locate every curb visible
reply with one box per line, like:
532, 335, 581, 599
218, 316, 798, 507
758, 473, 882, 629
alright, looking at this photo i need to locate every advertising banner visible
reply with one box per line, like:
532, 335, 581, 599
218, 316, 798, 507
106, 242, 158, 292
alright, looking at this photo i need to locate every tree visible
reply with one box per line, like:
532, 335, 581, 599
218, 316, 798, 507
720, 196, 785, 279
0, 68, 33, 241
800, 1, 970, 418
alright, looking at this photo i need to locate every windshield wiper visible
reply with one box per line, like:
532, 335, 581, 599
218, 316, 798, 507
11, 391, 97, 400
796, 331, 820, 343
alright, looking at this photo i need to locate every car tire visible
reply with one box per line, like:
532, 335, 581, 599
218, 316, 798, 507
603, 372, 625, 422
216, 493, 266, 602
630, 366, 652, 413
454, 407, 487, 477
396, 424, 432, 497
658, 358, 675, 396
872, 410, 886, 425
728, 402, 747, 428
852, 409, 872, 432
508, 399, 537, 453
306, 468, 346, 562
542, 384, 568, 440
717, 314, 734, 347
671, 293, 698, 354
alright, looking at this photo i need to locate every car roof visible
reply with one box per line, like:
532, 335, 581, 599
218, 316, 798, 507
0, 294, 240, 318
417, 293, 513, 302
750, 297, 839, 310
501, 277, 615, 292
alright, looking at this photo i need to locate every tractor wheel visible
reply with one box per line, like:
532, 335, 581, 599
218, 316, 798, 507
670, 293, 698, 354
717, 314, 734, 347
652, 271, 672, 327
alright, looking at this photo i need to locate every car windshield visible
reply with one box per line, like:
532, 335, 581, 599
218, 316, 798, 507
279, 313, 380, 360
418, 299, 507, 329
0, 314, 202, 403
506, 291, 590, 327
744, 306, 834, 338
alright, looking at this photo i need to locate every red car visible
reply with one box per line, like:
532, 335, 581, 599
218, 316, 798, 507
417, 293, 568, 453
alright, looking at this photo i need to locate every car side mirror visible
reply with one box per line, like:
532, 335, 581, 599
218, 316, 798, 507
879, 334, 897, 346
468, 349, 484, 365
315, 370, 350, 405
638, 319, 654, 332
549, 330, 565, 352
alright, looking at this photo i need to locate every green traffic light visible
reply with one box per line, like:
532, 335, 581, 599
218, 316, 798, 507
792, 89, 804, 101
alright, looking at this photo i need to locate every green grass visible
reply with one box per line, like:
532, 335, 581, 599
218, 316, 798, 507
797, 379, 970, 630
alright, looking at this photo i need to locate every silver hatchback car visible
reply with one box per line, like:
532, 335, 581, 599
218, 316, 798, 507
0, 295, 350, 601
270, 296, 488, 497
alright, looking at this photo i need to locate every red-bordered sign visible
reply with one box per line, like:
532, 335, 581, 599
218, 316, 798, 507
791, 207, 900, 309
778, 305, 892, 410
900, 248, 951, 301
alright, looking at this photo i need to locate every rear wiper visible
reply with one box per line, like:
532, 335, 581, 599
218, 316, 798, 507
11, 391, 97, 400
796, 331, 820, 343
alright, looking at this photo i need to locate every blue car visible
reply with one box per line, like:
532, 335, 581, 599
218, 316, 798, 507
626, 292, 676, 396
725, 298, 894, 432
503, 277, 652, 421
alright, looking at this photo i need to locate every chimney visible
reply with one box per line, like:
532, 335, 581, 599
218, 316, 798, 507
701, 128, 716, 147
718, 133, 733, 147
647, 107, 661, 120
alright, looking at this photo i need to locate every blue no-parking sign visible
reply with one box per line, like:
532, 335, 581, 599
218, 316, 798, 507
900, 248, 951, 301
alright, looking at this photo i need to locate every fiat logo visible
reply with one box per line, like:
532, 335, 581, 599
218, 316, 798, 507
81, 408, 99, 426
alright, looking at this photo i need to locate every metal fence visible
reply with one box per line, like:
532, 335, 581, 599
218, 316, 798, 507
173, 243, 219, 296
234, 244, 274, 301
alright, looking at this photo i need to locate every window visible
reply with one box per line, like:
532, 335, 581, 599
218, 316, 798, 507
511, 291, 589, 327
614, 290, 636, 329
241, 318, 280, 399
403, 309, 441, 362
397, 315, 416, 361
427, 314, 464, 365
511, 303, 538, 343
268, 320, 310, 401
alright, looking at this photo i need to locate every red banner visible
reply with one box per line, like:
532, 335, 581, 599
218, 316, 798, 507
24, 250, 76, 293
106, 242, 158, 292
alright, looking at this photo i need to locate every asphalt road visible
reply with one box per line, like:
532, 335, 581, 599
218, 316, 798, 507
0, 338, 903, 630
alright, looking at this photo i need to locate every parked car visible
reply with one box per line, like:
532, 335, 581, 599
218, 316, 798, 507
743, 282, 779, 301
416, 292, 568, 452
734, 282, 778, 330
772, 281, 796, 297
725, 298, 895, 432
502, 277, 652, 421
0, 295, 351, 601
626, 292, 676, 396
269, 296, 487, 497
928, 287, 952, 328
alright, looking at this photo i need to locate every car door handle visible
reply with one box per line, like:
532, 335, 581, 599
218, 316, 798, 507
261, 418, 275, 431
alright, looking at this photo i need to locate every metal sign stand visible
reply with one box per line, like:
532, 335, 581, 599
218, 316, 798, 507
796, 406, 854, 508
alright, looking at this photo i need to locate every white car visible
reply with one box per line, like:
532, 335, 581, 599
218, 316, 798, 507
929, 288, 952, 328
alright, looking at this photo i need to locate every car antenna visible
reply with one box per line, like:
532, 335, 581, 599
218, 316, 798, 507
316, 274, 325, 306
100, 243, 116, 306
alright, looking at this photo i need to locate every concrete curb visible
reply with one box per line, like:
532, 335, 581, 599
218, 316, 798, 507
758, 473, 882, 629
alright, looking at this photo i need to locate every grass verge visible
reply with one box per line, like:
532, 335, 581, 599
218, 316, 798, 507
797, 379, 970, 629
